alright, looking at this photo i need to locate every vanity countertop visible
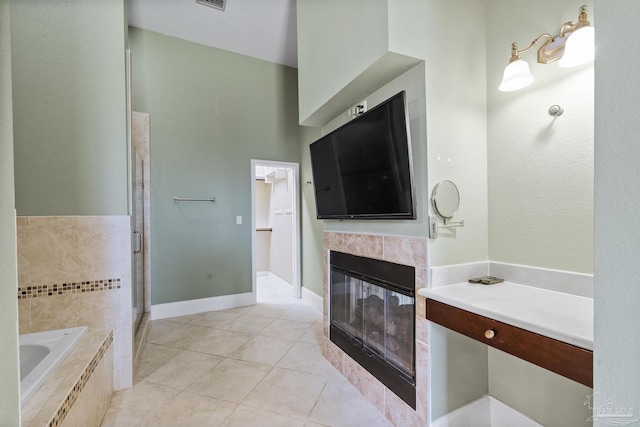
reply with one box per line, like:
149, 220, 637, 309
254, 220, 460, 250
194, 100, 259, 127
418, 282, 593, 351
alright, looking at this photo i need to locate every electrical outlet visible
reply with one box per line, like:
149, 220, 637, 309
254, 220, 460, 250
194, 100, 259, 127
349, 100, 367, 118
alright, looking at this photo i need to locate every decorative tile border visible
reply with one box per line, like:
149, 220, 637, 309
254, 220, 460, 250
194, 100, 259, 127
47, 330, 113, 427
17, 278, 121, 300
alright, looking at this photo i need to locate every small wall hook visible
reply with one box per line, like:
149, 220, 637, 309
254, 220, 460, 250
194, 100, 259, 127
548, 104, 564, 117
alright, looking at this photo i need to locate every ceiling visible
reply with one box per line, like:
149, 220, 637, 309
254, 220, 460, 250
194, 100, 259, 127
127, 0, 298, 68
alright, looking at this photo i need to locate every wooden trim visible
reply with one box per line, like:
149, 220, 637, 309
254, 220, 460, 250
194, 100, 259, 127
426, 299, 593, 388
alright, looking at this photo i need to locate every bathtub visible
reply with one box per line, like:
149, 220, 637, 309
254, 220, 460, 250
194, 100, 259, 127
20, 326, 88, 408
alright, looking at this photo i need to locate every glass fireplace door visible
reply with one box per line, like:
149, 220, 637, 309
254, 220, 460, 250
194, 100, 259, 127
330, 268, 415, 380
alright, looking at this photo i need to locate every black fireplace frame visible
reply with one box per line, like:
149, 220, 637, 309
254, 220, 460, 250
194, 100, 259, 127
329, 251, 416, 409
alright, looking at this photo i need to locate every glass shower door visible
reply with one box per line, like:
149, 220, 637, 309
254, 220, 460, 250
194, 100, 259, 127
132, 148, 144, 334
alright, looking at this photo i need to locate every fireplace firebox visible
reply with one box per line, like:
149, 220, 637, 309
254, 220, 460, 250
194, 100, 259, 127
329, 251, 416, 408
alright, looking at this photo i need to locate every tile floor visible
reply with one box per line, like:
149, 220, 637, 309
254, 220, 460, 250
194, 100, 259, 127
100, 275, 394, 427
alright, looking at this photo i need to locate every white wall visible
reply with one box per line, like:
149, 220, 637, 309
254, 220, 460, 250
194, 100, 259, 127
268, 169, 294, 285
594, 0, 640, 420
0, 0, 21, 424
296, 0, 425, 126
485, 1, 594, 425
255, 180, 271, 272
487, 0, 594, 274
425, 0, 489, 267
297, 0, 388, 124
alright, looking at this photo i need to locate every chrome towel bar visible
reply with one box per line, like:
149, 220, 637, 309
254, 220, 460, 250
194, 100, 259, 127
172, 196, 216, 203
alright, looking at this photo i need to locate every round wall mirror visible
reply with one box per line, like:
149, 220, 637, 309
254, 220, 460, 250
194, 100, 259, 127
431, 180, 460, 219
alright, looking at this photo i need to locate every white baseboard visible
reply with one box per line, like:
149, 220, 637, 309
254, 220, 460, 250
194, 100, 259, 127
151, 292, 254, 321
431, 395, 542, 427
301, 286, 323, 313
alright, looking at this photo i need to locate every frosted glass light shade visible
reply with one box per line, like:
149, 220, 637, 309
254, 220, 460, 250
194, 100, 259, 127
499, 59, 535, 92
559, 26, 595, 67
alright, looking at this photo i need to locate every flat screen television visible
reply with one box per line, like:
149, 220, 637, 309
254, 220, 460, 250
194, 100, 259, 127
310, 91, 415, 220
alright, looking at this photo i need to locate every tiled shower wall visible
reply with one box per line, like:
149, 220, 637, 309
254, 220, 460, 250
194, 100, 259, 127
323, 231, 430, 426
16, 216, 133, 390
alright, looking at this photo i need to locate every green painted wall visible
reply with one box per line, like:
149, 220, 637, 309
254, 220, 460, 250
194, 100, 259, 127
299, 125, 324, 296
0, 0, 20, 424
11, 0, 128, 216
128, 28, 301, 304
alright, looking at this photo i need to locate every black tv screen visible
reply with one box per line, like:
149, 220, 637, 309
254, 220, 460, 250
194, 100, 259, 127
310, 91, 415, 220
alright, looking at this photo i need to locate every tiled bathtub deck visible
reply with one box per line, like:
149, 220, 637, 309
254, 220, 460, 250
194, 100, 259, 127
101, 277, 393, 427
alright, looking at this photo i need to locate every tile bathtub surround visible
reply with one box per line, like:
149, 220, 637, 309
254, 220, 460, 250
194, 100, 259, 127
101, 277, 394, 426
17, 216, 133, 390
323, 231, 430, 426
22, 329, 114, 427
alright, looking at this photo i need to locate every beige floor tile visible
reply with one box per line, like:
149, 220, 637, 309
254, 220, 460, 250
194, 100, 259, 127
134, 343, 182, 384
242, 367, 327, 419
146, 321, 214, 349
277, 341, 340, 377
165, 313, 202, 324
258, 318, 313, 342
186, 358, 271, 403
140, 391, 237, 427
188, 310, 241, 329
246, 302, 289, 319
228, 335, 295, 366
221, 314, 275, 335
308, 377, 394, 427
220, 305, 254, 315
279, 304, 323, 323
100, 381, 181, 427
298, 321, 324, 345
188, 328, 253, 357
144, 349, 223, 390
104, 277, 335, 426
221, 405, 306, 427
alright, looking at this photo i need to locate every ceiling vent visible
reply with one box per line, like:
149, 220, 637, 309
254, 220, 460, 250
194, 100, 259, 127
196, 0, 226, 11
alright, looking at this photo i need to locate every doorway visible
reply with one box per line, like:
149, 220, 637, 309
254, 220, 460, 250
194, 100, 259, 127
251, 160, 301, 302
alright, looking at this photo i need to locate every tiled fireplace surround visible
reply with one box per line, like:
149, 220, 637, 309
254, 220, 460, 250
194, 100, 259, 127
323, 231, 429, 426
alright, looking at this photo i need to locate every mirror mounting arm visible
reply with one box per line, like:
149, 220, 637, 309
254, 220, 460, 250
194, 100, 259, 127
429, 216, 465, 239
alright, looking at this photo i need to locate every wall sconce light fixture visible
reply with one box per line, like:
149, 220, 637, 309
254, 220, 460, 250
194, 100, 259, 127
499, 5, 595, 92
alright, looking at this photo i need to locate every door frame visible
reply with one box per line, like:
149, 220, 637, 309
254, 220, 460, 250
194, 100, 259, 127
250, 159, 301, 302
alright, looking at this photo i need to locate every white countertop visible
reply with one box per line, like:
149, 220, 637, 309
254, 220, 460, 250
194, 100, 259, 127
418, 282, 593, 350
